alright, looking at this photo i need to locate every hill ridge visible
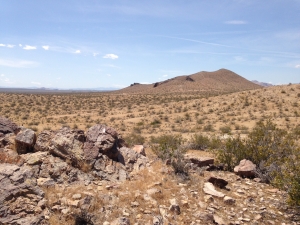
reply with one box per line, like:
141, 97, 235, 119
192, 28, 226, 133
115, 69, 261, 94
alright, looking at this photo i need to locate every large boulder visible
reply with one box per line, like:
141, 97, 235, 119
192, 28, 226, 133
48, 127, 85, 164
234, 159, 256, 178
15, 128, 37, 154
0, 117, 20, 135
34, 130, 55, 152
83, 124, 122, 163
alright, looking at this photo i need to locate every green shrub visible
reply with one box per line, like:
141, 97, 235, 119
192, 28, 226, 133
151, 134, 188, 176
124, 133, 145, 147
217, 119, 300, 206
190, 134, 210, 150
217, 135, 246, 171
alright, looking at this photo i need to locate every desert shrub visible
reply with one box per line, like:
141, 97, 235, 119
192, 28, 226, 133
190, 134, 210, 150
124, 133, 145, 147
203, 124, 214, 132
151, 134, 183, 160
217, 119, 300, 205
151, 134, 188, 176
217, 135, 246, 171
219, 125, 231, 134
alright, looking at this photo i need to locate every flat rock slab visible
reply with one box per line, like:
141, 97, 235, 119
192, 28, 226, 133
0, 163, 20, 176
203, 182, 225, 198
185, 154, 214, 167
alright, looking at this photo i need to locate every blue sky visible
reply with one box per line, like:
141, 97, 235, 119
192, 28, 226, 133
0, 0, 300, 89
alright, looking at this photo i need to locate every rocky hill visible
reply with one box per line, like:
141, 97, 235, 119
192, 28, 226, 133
251, 80, 273, 87
115, 69, 261, 94
0, 116, 299, 225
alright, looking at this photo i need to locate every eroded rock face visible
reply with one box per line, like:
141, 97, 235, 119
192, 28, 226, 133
15, 128, 37, 154
48, 127, 85, 163
34, 130, 55, 152
0, 117, 20, 135
0, 163, 47, 225
234, 159, 256, 178
84, 124, 121, 162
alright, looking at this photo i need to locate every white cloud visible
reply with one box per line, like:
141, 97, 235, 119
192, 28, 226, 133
6, 44, 15, 48
0, 44, 5, 47
295, 65, 300, 68
0, 58, 38, 68
224, 20, 247, 25
107, 74, 111, 77
162, 74, 168, 77
42, 45, 49, 50
0, 74, 4, 77
103, 54, 119, 59
0, 76, 14, 84
31, 81, 41, 85
19, 44, 22, 47
93, 53, 99, 57
75, 50, 81, 54
23, 45, 37, 50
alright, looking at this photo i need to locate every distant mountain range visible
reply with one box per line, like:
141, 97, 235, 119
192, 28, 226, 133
251, 80, 273, 87
115, 69, 262, 94
0, 87, 119, 93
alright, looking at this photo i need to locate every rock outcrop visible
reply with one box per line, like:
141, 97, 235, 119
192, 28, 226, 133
15, 128, 36, 154
0, 116, 20, 135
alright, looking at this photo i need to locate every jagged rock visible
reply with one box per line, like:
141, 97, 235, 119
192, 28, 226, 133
169, 198, 180, 215
0, 163, 46, 225
0, 148, 24, 165
234, 159, 256, 178
118, 147, 149, 172
132, 145, 146, 156
184, 154, 214, 167
223, 196, 235, 205
21, 151, 48, 165
15, 128, 36, 154
203, 182, 225, 198
0, 116, 20, 135
48, 127, 85, 164
207, 176, 228, 189
34, 130, 55, 152
84, 124, 120, 163
111, 217, 130, 225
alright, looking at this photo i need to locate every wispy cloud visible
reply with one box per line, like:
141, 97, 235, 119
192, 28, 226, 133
75, 50, 81, 54
103, 54, 119, 59
0, 74, 5, 77
0, 58, 38, 68
42, 45, 49, 50
93, 53, 99, 56
0, 44, 15, 48
23, 45, 37, 50
295, 65, 300, 68
224, 20, 247, 25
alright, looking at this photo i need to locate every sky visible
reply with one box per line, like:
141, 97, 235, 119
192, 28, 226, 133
0, 0, 300, 89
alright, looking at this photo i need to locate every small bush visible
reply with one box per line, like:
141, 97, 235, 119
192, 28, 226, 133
219, 125, 231, 134
124, 133, 145, 147
190, 134, 210, 150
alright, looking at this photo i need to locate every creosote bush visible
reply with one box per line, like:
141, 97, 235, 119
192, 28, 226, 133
217, 119, 300, 206
151, 134, 188, 177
